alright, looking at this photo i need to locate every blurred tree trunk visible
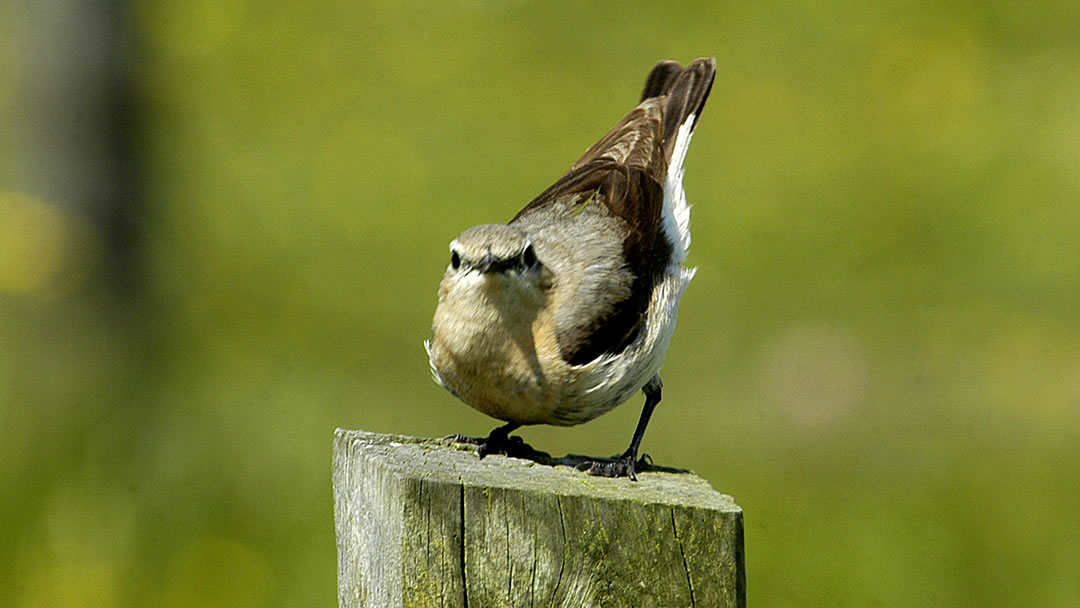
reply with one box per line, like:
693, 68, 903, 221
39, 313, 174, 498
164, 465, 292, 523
8, 0, 143, 296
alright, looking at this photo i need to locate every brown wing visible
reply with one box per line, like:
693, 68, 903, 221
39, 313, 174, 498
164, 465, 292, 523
509, 59, 716, 366
511, 100, 669, 365
513, 98, 668, 272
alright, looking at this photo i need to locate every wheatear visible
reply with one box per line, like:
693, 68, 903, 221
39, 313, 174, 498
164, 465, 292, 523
426, 58, 716, 479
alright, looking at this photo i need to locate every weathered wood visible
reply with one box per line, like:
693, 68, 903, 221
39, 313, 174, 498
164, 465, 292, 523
334, 428, 745, 608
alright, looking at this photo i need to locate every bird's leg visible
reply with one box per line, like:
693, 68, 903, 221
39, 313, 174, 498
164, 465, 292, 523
579, 375, 662, 481
446, 422, 529, 459
476, 422, 524, 458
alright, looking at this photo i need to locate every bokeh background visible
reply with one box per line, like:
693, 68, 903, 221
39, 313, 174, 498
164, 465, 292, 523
3, 1, 1079, 606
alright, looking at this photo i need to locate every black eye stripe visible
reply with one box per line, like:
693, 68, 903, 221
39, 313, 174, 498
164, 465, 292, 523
450, 245, 536, 273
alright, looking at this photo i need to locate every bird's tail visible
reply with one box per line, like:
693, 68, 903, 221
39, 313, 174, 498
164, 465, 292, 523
642, 58, 715, 261
640, 58, 716, 160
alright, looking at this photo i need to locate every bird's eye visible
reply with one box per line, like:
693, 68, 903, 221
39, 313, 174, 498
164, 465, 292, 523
521, 244, 537, 269
451, 250, 461, 270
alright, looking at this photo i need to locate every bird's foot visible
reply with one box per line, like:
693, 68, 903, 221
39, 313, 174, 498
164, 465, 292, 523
444, 428, 537, 460
443, 433, 484, 446
476, 432, 530, 459
576, 451, 653, 481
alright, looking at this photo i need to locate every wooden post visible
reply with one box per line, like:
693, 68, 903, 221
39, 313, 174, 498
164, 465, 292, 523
334, 429, 745, 608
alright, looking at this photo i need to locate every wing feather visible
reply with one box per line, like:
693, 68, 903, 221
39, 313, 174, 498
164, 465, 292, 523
509, 59, 715, 366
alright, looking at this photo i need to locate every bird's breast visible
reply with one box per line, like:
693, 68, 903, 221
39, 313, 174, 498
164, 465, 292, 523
429, 274, 569, 424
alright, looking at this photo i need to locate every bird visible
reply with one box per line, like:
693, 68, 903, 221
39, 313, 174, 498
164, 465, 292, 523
425, 58, 716, 480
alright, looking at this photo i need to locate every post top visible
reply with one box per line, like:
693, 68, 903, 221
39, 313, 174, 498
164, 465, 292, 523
334, 428, 740, 513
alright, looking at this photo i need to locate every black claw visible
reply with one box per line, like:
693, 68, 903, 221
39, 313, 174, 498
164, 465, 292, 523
449, 423, 542, 460
443, 433, 482, 445
576, 449, 650, 481
574, 375, 663, 481
443, 432, 520, 457
477, 433, 527, 459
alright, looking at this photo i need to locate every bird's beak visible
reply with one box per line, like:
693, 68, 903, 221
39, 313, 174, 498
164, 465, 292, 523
479, 254, 508, 274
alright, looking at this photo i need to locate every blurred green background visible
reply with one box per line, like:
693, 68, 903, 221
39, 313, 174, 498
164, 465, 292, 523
2, 1, 1079, 606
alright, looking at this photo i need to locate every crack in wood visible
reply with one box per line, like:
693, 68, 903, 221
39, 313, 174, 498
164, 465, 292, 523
459, 483, 468, 608
671, 508, 697, 608
551, 495, 567, 605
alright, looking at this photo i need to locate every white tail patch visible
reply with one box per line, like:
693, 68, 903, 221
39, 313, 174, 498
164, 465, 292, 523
662, 115, 697, 262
